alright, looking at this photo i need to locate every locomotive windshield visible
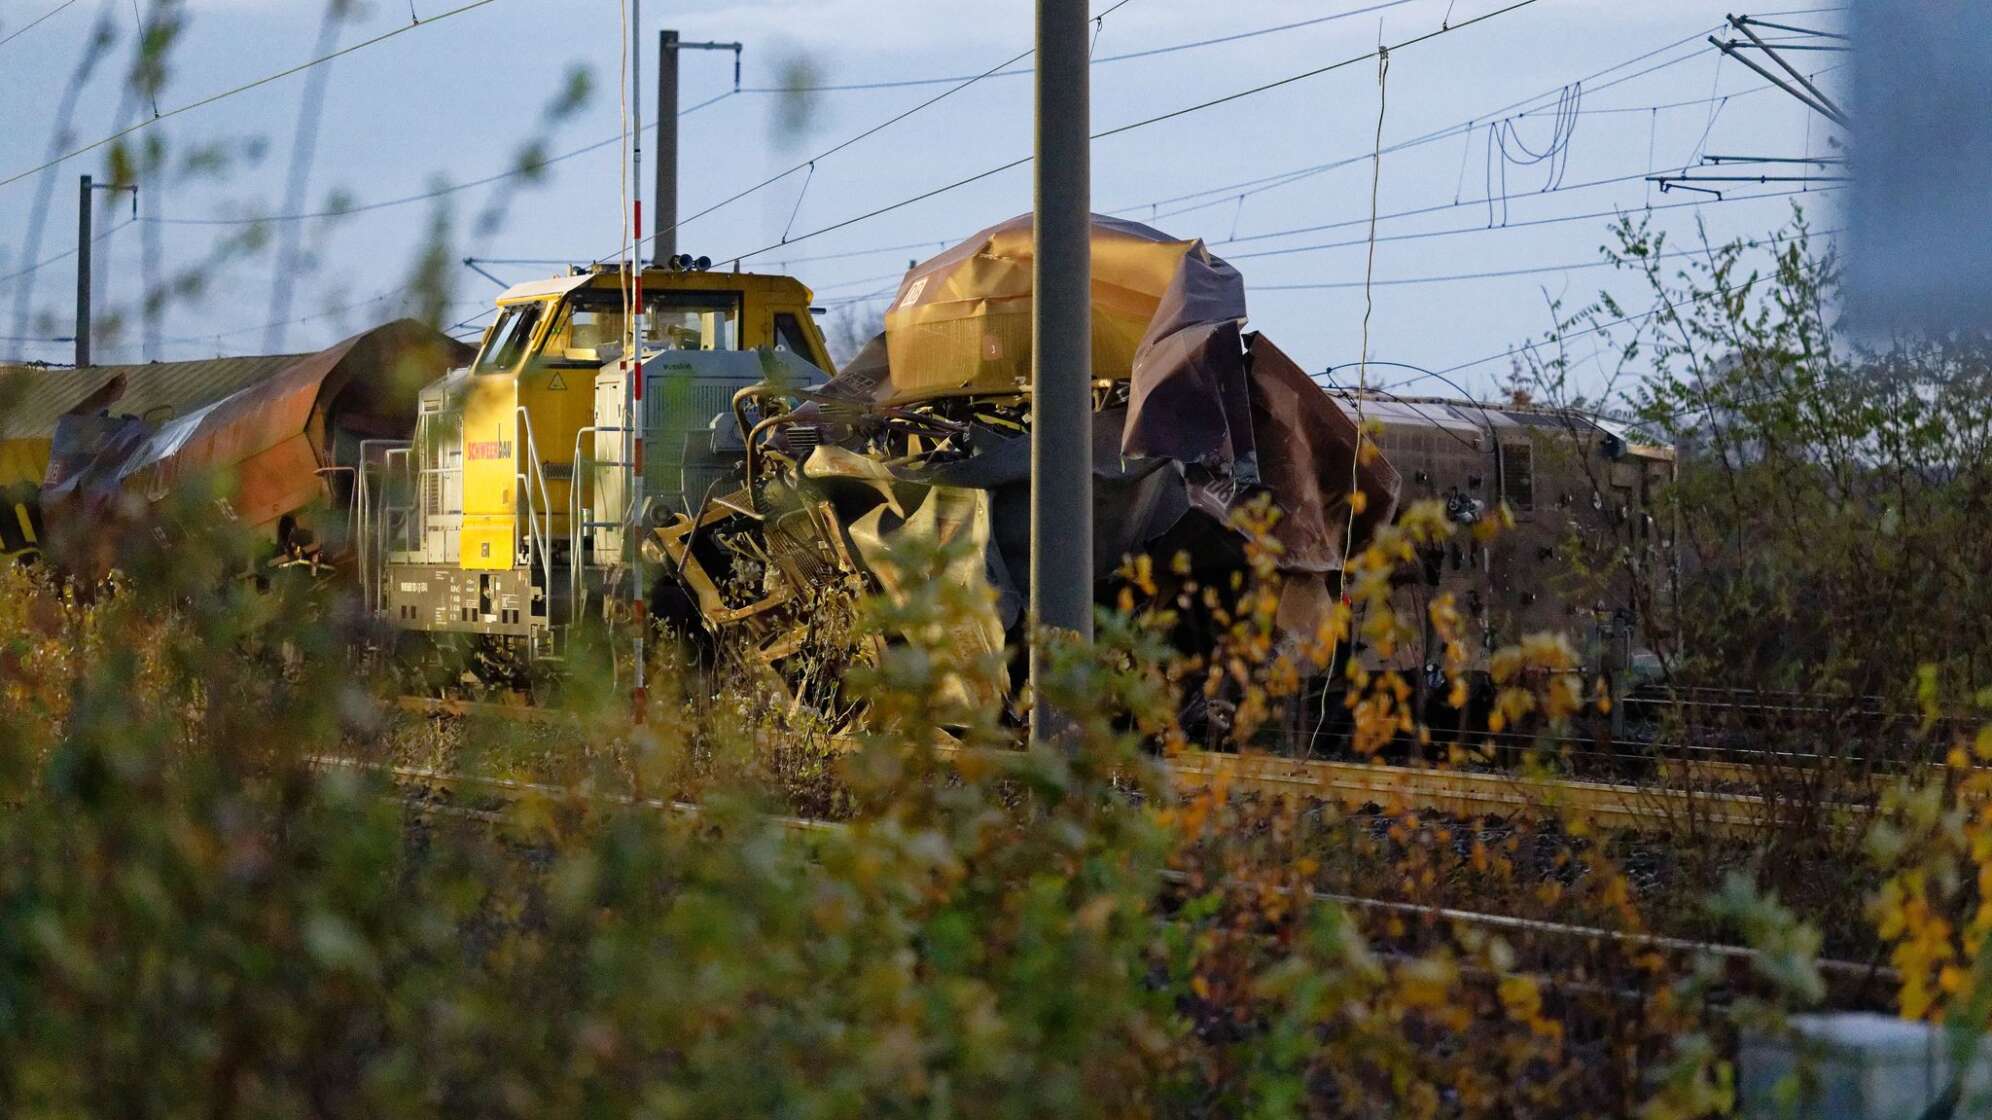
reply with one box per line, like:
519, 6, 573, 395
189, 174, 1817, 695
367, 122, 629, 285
473, 302, 546, 374
552, 288, 743, 357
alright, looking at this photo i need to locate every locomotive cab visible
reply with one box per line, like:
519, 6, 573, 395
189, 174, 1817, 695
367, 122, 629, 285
364, 263, 834, 665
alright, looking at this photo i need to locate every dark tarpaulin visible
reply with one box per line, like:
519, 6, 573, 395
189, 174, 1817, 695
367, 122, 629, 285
1242, 332, 1400, 574
1121, 237, 1256, 482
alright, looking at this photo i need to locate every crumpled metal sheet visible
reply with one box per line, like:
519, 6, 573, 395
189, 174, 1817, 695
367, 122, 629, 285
761, 213, 1405, 672
804, 409, 1184, 636
844, 484, 1009, 711
829, 213, 1400, 576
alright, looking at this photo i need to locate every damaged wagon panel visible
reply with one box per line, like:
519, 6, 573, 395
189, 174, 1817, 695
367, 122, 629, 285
640, 213, 1401, 714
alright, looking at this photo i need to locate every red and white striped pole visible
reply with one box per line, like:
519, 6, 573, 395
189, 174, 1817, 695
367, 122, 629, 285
631, 202, 646, 718
630, 0, 648, 719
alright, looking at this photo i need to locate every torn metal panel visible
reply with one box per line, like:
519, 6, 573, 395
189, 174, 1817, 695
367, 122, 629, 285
646, 212, 1405, 717
846, 484, 1007, 711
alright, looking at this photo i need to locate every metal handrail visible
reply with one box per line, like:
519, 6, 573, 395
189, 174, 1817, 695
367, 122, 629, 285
354, 438, 409, 617
567, 421, 643, 630
380, 447, 410, 617
567, 425, 613, 627
381, 446, 415, 555
312, 465, 356, 558
514, 407, 556, 634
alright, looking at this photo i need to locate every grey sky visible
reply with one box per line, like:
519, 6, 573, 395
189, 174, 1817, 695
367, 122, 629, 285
0, 0, 1844, 400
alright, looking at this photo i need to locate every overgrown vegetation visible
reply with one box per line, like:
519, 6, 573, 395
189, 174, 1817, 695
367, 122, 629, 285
9, 359, 1992, 1117
10, 13, 1992, 1099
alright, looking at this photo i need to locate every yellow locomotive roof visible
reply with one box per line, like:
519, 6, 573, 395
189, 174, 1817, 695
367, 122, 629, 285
492, 267, 819, 306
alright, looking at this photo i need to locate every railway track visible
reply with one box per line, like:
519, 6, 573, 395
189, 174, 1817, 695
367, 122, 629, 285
386, 695, 1880, 837
320, 747, 1897, 998
1170, 750, 1811, 836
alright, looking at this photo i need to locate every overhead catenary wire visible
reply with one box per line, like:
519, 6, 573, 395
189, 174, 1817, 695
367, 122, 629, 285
1250, 230, 1841, 291
1114, 25, 1721, 217
716, 65, 1836, 280
81, 3, 1841, 359
718, 0, 1552, 267
137, 0, 1509, 237
0, 0, 79, 50
144, 90, 736, 228
735, 0, 1418, 93
1108, 46, 1830, 224
1394, 266, 1812, 386
442, 14, 1828, 280
1227, 182, 1840, 261
1137, 62, 1839, 230
0, 216, 132, 287
771, 181, 1835, 304
605, 0, 1139, 264
154, 286, 485, 344
0, 0, 512, 192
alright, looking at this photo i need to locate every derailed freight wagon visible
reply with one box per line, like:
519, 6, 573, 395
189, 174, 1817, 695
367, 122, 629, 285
644, 216, 1674, 726
4, 320, 468, 577
642, 213, 1402, 717
1325, 391, 1676, 705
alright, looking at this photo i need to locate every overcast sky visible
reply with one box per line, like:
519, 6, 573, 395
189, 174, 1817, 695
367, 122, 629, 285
0, 0, 1845, 400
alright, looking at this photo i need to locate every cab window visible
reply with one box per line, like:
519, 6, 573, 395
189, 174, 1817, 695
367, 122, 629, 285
474, 303, 546, 373
544, 301, 623, 365
772, 311, 814, 357
645, 291, 740, 351
556, 289, 742, 354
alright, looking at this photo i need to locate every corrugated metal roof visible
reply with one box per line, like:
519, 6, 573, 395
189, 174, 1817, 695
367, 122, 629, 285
0, 353, 306, 441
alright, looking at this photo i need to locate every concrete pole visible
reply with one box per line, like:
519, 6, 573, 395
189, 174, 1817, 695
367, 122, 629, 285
74, 174, 91, 368
1029, 0, 1093, 747
654, 29, 679, 266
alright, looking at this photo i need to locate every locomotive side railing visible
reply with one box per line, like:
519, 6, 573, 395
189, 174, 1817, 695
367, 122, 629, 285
514, 407, 556, 646
353, 438, 410, 619
566, 424, 632, 632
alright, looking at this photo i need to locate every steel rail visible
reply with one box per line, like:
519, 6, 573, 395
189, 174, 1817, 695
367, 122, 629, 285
315, 747, 1896, 988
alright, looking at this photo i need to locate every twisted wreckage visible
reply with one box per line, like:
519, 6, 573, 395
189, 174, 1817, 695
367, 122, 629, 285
13, 212, 1672, 719
643, 214, 1399, 711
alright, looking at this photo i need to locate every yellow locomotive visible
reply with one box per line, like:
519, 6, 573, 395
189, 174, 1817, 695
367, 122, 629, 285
360, 260, 834, 668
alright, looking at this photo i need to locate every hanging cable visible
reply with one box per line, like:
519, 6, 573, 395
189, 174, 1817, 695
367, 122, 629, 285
1319, 41, 1389, 758
1451, 119, 1473, 205
1644, 106, 1657, 207
1345, 43, 1389, 569
781, 162, 815, 244
1484, 82, 1581, 226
